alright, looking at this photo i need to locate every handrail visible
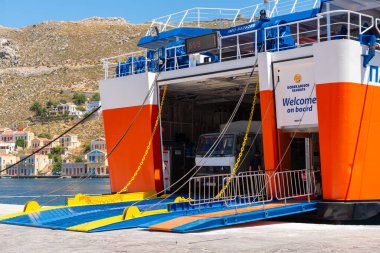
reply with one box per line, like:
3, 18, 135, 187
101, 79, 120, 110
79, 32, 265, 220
145, 0, 323, 35
265, 10, 375, 52
317, 10, 375, 34
103, 9, 378, 80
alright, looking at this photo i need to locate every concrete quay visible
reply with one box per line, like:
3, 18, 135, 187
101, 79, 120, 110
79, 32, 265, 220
0, 204, 379, 253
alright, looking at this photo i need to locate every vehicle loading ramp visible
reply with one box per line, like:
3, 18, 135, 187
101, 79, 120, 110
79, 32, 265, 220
0, 196, 177, 231
0, 170, 319, 232
0, 199, 317, 233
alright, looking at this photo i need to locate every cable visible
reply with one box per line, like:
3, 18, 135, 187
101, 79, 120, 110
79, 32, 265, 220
133, 56, 261, 212
117, 85, 168, 193
11, 64, 165, 205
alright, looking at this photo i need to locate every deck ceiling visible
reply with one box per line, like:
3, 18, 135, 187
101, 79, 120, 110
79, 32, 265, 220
166, 73, 259, 104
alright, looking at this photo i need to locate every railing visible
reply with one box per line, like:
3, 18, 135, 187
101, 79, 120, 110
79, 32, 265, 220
274, 169, 316, 201
270, 0, 320, 18
146, 0, 321, 35
265, 10, 375, 52
101, 50, 156, 79
220, 30, 258, 62
147, 8, 243, 35
188, 169, 316, 207
161, 30, 258, 72
102, 10, 377, 79
188, 172, 272, 207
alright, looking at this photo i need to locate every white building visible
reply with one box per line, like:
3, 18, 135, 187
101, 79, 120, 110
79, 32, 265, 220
0, 142, 15, 154
0, 128, 12, 135
86, 150, 108, 175
13, 131, 35, 148
51, 103, 84, 117
0, 131, 15, 143
59, 134, 81, 150
0, 154, 18, 175
90, 137, 106, 151
61, 163, 87, 176
18, 154, 49, 176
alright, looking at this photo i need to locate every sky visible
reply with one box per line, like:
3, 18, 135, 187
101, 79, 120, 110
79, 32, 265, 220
1, 0, 260, 28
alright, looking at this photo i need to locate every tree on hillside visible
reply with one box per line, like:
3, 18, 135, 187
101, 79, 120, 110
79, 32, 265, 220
46, 100, 59, 108
51, 146, 64, 155
15, 138, 26, 149
82, 144, 91, 154
75, 156, 83, 163
52, 156, 62, 173
30, 102, 43, 116
73, 93, 86, 105
91, 93, 100, 101
38, 133, 52, 139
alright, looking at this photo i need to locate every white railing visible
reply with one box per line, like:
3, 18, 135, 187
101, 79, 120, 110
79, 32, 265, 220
147, 8, 242, 35
265, 10, 375, 52
232, 4, 262, 26
102, 10, 377, 79
161, 30, 258, 72
220, 30, 258, 62
102, 30, 259, 79
270, 0, 320, 18
376, 18, 380, 34
146, 0, 322, 35
188, 172, 273, 207
101, 50, 156, 79
274, 169, 316, 201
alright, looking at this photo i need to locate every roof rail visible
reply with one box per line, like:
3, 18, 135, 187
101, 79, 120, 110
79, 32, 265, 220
146, 0, 322, 36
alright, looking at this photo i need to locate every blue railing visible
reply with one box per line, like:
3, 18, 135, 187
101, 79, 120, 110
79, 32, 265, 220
102, 10, 377, 80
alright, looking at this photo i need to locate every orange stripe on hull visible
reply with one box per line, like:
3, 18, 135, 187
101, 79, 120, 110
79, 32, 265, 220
317, 82, 380, 201
103, 105, 163, 193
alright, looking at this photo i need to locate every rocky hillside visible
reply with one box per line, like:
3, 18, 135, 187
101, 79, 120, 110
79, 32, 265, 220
0, 18, 149, 144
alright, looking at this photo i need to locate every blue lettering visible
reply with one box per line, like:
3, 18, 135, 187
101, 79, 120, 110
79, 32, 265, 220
282, 97, 317, 107
369, 65, 379, 83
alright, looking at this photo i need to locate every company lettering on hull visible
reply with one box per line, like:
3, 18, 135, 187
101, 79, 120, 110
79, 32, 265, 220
369, 65, 380, 84
274, 58, 318, 129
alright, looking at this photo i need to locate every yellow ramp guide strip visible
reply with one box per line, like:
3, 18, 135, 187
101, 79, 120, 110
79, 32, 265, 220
67, 191, 157, 206
0, 201, 65, 221
68, 207, 168, 232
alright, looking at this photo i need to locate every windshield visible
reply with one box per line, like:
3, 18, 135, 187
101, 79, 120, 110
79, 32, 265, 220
196, 134, 235, 157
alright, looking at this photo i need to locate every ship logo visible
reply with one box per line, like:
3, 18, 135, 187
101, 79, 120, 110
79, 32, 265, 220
294, 74, 302, 84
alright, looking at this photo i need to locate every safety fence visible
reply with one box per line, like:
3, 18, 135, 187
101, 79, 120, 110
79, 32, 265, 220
274, 169, 316, 201
188, 169, 316, 207
102, 10, 377, 79
188, 172, 272, 207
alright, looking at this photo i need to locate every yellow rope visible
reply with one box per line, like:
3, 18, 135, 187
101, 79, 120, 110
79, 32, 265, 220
117, 85, 168, 194
214, 80, 260, 199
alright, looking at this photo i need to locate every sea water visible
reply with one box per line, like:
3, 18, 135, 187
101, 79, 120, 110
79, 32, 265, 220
0, 178, 110, 205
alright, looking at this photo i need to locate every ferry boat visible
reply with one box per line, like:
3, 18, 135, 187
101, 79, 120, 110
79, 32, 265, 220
1, 0, 380, 233
100, 0, 380, 222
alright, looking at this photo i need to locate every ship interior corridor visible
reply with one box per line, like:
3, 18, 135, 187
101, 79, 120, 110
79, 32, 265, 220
278, 132, 322, 198
159, 73, 261, 193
